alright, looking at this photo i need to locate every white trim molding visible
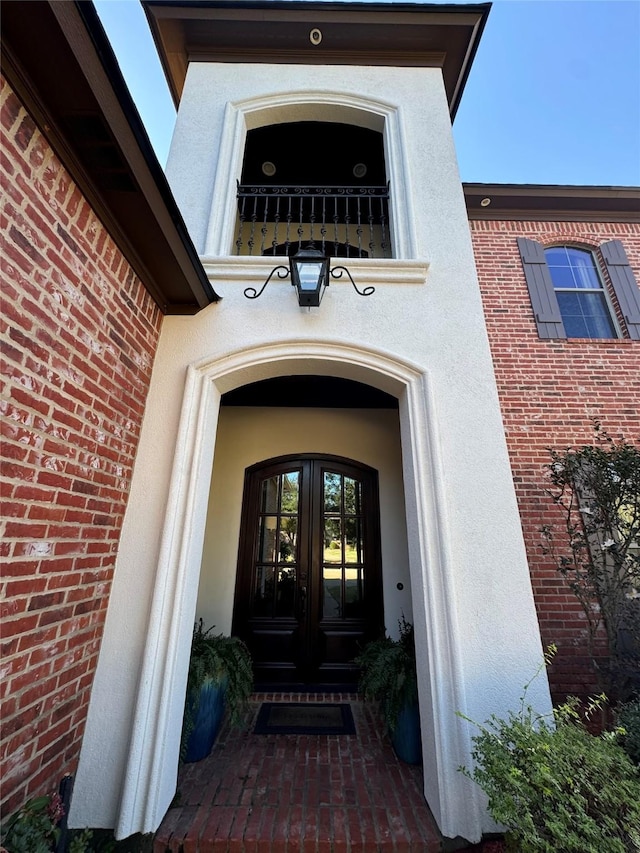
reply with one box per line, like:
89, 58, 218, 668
200, 255, 430, 288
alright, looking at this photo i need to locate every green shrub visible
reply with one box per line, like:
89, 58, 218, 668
460, 694, 640, 852
181, 620, 253, 758
542, 425, 640, 700
355, 618, 417, 732
617, 697, 640, 765
0, 794, 63, 853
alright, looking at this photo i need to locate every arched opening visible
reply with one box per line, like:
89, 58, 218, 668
235, 122, 391, 258
241, 122, 387, 186
205, 92, 415, 259
195, 375, 407, 687
115, 343, 479, 841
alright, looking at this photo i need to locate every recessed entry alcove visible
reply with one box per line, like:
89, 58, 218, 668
241, 122, 387, 186
196, 374, 411, 688
236, 123, 391, 258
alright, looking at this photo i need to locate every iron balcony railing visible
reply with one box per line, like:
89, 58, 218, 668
234, 183, 392, 259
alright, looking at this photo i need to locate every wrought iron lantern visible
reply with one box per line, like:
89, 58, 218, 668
290, 246, 330, 307
244, 246, 374, 307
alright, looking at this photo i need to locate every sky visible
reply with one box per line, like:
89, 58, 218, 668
94, 0, 640, 186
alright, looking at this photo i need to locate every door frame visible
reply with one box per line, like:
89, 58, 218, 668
232, 453, 384, 685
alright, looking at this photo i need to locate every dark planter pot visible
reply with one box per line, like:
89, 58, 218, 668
184, 678, 226, 763
391, 701, 422, 764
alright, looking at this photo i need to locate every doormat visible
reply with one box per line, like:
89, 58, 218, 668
253, 702, 356, 735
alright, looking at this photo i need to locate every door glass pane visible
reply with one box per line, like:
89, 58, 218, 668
344, 567, 364, 617
344, 517, 362, 563
324, 518, 342, 562
253, 565, 275, 616
258, 516, 278, 562
279, 518, 297, 562
344, 477, 360, 515
323, 566, 342, 617
276, 566, 296, 616
281, 472, 299, 513
260, 476, 279, 513
324, 472, 341, 513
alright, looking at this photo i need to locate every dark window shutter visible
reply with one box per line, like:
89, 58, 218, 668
516, 237, 566, 339
601, 239, 640, 340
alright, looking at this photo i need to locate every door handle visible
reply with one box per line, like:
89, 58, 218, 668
299, 585, 307, 617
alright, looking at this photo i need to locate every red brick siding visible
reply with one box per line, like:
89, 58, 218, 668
1, 76, 163, 814
471, 218, 640, 699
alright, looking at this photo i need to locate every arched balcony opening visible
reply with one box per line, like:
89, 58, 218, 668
235, 121, 392, 258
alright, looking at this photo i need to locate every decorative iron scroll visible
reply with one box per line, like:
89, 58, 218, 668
330, 266, 375, 297
244, 261, 374, 303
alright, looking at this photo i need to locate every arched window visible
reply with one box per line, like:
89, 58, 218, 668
544, 246, 617, 338
517, 237, 640, 340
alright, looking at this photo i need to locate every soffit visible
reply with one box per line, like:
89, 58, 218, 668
1, 0, 219, 315
221, 376, 399, 408
464, 184, 640, 223
143, 0, 491, 118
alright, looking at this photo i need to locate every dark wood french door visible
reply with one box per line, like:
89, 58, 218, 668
232, 455, 383, 686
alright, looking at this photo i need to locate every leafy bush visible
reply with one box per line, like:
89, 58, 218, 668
460, 690, 640, 852
617, 697, 640, 765
181, 620, 253, 757
0, 793, 63, 853
542, 424, 640, 699
355, 618, 417, 732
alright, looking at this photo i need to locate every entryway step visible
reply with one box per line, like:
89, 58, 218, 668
154, 804, 441, 851
153, 693, 442, 853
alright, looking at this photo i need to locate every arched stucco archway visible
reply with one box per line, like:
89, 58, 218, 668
114, 339, 483, 841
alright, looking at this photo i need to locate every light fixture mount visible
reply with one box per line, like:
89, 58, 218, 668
244, 246, 374, 308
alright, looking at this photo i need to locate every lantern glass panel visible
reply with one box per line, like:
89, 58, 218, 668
298, 262, 323, 291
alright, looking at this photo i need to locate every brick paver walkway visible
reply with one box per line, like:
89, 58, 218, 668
153, 692, 443, 852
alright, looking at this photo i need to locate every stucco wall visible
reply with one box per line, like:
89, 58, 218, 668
73, 61, 551, 842
196, 407, 410, 636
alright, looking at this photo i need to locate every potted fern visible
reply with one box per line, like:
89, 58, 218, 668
355, 618, 422, 764
181, 620, 253, 763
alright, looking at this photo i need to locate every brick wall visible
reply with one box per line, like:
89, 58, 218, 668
1, 77, 163, 814
471, 218, 640, 699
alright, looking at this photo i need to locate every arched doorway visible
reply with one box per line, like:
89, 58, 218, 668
233, 454, 384, 686
111, 341, 484, 842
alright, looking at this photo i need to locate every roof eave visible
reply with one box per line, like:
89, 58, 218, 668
1, 0, 219, 315
463, 182, 640, 223
143, 0, 491, 118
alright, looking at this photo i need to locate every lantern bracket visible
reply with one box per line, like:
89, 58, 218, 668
243, 265, 289, 300
330, 265, 375, 297
244, 250, 375, 306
